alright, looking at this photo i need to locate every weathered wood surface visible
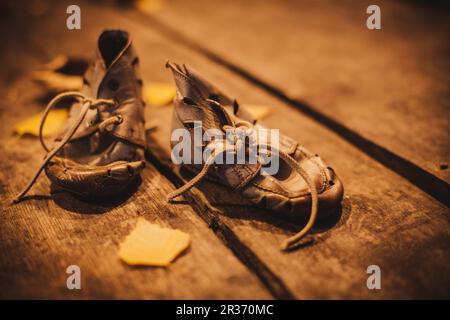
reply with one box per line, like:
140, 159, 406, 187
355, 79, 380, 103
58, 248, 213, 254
142, 44, 450, 299
0, 0, 449, 299
0, 1, 270, 299
151, 0, 450, 202
124, 4, 450, 298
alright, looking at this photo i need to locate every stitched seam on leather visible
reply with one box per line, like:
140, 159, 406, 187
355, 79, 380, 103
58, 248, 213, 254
310, 156, 328, 193
234, 165, 256, 190
296, 147, 328, 193
250, 182, 309, 198
280, 137, 298, 155
234, 163, 262, 190
296, 147, 310, 158
231, 166, 245, 189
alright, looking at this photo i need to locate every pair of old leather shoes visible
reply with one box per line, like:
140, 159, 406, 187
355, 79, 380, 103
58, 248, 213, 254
15, 30, 343, 250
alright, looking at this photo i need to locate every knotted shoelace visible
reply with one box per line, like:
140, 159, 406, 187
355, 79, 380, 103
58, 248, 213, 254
13, 91, 120, 203
167, 119, 318, 251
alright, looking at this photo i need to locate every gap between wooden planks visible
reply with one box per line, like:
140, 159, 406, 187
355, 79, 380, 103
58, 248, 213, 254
117, 4, 449, 298
1, 0, 448, 299
133, 0, 450, 207
0, 1, 273, 299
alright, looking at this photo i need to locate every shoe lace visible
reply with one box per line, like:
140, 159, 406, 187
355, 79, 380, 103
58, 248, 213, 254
13, 91, 119, 203
167, 119, 318, 251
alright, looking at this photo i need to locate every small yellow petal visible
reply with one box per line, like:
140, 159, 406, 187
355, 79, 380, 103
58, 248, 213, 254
242, 104, 272, 120
14, 109, 69, 137
32, 70, 83, 91
118, 218, 190, 267
143, 82, 176, 107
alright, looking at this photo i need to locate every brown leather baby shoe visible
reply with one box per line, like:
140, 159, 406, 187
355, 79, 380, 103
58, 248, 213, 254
166, 62, 343, 250
14, 30, 146, 201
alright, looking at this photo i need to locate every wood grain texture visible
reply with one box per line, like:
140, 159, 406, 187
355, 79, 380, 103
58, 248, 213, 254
115, 7, 449, 298
0, 1, 270, 299
0, 168, 270, 299
153, 0, 450, 187
0, 0, 449, 300
147, 78, 450, 299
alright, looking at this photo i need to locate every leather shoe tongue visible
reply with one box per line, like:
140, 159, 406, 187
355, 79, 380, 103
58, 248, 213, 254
167, 61, 235, 130
166, 61, 204, 102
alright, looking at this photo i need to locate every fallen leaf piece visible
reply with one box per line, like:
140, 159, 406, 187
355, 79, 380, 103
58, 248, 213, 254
143, 82, 176, 106
118, 218, 190, 267
31, 70, 83, 92
42, 54, 69, 71
242, 104, 272, 120
14, 109, 69, 137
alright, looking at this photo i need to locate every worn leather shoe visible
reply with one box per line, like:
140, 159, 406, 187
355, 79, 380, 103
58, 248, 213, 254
165, 62, 343, 250
15, 30, 146, 201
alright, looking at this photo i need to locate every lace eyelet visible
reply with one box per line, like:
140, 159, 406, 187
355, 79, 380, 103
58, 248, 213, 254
108, 79, 120, 91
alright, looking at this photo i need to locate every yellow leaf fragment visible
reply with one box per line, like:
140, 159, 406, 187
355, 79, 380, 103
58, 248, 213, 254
242, 104, 272, 120
42, 54, 69, 71
143, 82, 176, 107
14, 109, 69, 137
118, 218, 190, 267
32, 70, 83, 91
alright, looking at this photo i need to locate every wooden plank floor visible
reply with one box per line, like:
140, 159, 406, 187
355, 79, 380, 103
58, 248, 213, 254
0, 1, 270, 299
152, 0, 450, 204
0, 0, 449, 299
